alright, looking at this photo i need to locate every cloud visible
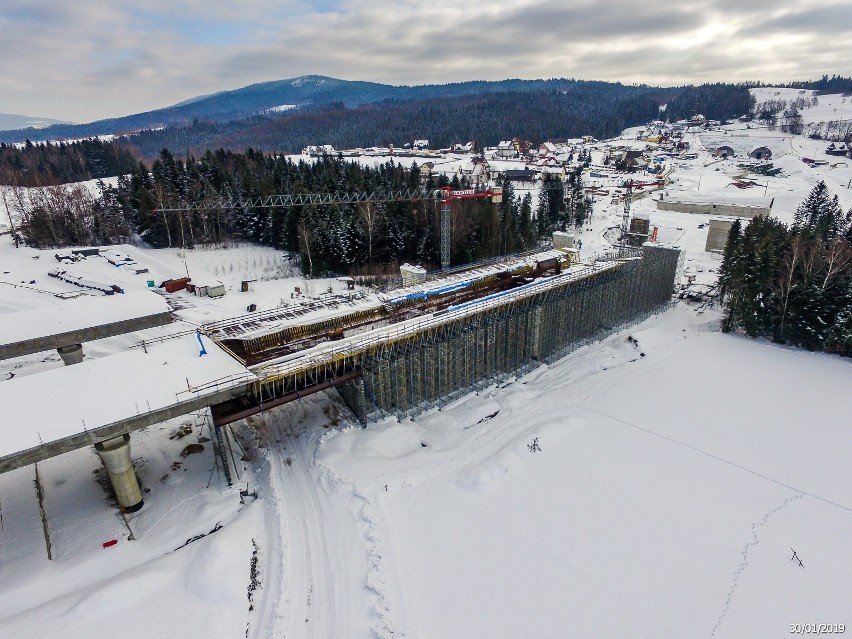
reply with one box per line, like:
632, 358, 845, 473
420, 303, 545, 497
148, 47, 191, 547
0, 0, 848, 123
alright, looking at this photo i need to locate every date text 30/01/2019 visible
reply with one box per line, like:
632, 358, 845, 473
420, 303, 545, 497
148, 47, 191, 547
790, 624, 845, 635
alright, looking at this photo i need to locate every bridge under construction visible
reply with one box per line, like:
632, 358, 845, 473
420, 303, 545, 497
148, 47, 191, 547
0, 242, 682, 510
208, 244, 682, 427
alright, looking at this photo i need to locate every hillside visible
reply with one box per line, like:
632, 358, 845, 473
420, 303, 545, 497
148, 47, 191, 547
0, 76, 744, 149
0, 76, 662, 143
0, 114, 74, 131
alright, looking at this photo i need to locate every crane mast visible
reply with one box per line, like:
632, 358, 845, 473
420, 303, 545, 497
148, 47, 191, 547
621, 178, 664, 242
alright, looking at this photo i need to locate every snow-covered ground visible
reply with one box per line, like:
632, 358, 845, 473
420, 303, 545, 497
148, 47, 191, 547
1, 89, 851, 639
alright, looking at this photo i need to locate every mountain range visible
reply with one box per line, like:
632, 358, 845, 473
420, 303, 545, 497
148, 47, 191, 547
0, 113, 74, 131
3, 75, 850, 155
0, 75, 658, 142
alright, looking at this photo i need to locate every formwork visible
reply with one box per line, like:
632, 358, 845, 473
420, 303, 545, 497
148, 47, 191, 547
342, 245, 682, 422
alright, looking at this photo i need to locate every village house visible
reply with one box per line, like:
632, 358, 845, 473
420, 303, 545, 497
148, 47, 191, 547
495, 140, 517, 159
461, 157, 491, 185
302, 144, 336, 155
452, 141, 476, 153
512, 138, 533, 158
538, 141, 558, 158
500, 168, 537, 183
418, 161, 436, 185
537, 155, 560, 168
608, 149, 647, 171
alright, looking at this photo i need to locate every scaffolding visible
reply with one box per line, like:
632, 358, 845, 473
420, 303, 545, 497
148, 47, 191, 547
342, 244, 682, 422
208, 245, 681, 427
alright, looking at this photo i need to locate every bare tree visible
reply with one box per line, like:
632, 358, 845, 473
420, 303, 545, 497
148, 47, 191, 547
153, 183, 173, 248
820, 237, 852, 293
297, 221, 315, 277
0, 168, 21, 247
356, 201, 384, 267
774, 235, 808, 338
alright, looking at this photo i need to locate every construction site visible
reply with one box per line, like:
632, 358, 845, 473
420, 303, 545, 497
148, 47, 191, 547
207, 243, 683, 434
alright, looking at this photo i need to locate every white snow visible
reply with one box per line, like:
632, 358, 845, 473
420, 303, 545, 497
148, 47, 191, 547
0, 290, 170, 346
1, 89, 852, 639
310, 305, 852, 638
0, 332, 253, 455
265, 104, 297, 113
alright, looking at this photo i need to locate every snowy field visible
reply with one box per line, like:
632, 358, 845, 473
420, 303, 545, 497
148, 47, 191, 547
1, 88, 851, 638
2, 303, 849, 639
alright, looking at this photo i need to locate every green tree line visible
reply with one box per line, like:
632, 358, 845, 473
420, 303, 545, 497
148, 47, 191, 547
0, 139, 138, 187
718, 181, 852, 354
8, 149, 591, 273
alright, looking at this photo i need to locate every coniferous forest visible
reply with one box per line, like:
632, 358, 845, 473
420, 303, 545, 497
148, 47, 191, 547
0, 139, 138, 187
718, 181, 852, 355
5, 150, 590, 274
115, 83, 755, 158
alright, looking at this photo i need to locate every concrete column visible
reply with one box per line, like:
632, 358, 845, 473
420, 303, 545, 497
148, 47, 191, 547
95, 434, 143, 513
57, 343, 83, 365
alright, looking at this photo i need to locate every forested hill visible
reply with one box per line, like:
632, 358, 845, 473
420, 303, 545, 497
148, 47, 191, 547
2, 76, 628, 142
121, 86, 665, 157
0, 76, 753, 147
122, 82, 753, 157
0, 139, 138, 187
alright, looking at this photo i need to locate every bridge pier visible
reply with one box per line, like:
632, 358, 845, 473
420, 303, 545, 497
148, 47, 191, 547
57, 343, 83, 365
95, 434, 144, 513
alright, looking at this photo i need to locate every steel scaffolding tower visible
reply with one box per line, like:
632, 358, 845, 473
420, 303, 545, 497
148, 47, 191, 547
339, 245, 682, 422
207, 245, 681, 427
440, 198, 451, 269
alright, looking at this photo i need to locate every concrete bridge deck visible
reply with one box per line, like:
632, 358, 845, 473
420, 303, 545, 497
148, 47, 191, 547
0, 332, 254, 472
0, 290, 173, 361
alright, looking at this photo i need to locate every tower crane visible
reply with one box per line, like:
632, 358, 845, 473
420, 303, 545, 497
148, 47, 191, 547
156, 186, 502, 270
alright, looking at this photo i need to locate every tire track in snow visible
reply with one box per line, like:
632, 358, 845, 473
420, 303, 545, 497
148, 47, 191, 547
245, 447, 287, 639
349, 487, 397, 638
710, 493, 804, 638
275, 419, 337, 639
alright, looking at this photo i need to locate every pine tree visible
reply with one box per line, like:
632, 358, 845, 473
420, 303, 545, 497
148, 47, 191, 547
721, 216, 788, 336
793, 181, 850, 243
717, 218, 742, 302
536, 187, 549, 237
519, 193, 534, 249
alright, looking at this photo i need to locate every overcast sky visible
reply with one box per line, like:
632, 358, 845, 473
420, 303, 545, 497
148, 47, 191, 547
2, 0, 850, 123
